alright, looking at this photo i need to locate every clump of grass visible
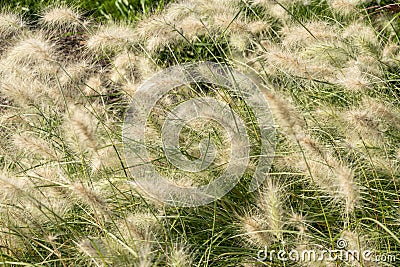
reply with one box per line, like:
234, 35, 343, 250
0, 1, 399, 266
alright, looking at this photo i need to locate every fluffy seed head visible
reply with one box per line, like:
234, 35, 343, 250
64, 105, 98, 152
5, 35, 55, 65
59, 60, 92, 86
342, 97, 400, 147
136, 18, 181, 52
164, 2, 196, 21
362, 97, 400, 131
257, 180, 285, 240
335, 65, 370, 92
292, 135, 359, 214
334, 165, 359, 214
86, 24, 136, 52
0, 171, 30, 203
353, 55, 381, 77
213, 13, 247, 34
69, 182, 107, 213
268, 3, 290, 20
382, 42, 400, 65
262, 91, 305, 139
342, 22, 378, 46
40, 6, 84, 31
339, 230, 373, 266
290, 213, 308, 234
229, 33, 249, 51
247, 20, 270, 35
0, 71, 59, 107
77, 238, 110, 264
328, 0, 369, 15
83, 75, 106, 96
180, 15, 206, 40
13, 132, 56, 160
120, 212, 160, 242
197, 0, 240, 17
110, 51, 136, 83
281, 21, 339, 47
167, 244, 193, 267
261, 44, 335, 79
240, 215, 272, 247
0, 12, 25, 37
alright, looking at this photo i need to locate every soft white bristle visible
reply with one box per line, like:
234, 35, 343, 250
86, 24, 136, 52
40, 6, 85, 31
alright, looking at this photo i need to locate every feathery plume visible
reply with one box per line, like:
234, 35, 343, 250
0, 71, 59, 107
136, 17, 188, 52
0, 11, 25, 38
262, 90, 305, 139
362, 97, 400, 130
69, 182, 108, 213
396, 147, 400, 162
247, 20, 270, 35
213, 13, 247, 35
268, 3, 290, 21
58, 60, 92, 86
382, 42, 400, 66
164, 2, 196, 21
136, 18, 171, 49
0, 171, 30, 203
86, 23, 136, 52
240, 214, 272, 247
229, 33, 249, 52
344, 109, 383, 147
327, 0, 369, 16
197, 0, 240, 17
290, 212, 308, 234
20, 185, 72, 224
340, 230, 374, 266
121, 80, 138, 97
179, 14, 207, 40
301, 42, 349, 66
167, 243, 193, 267
335, 65, 370, 92
296, 135, 359, 214
342, 22, 379, 46
281, 21, 339, 48
353, 55, 381, 77
77, 238, 110, 266
64, 105, 99, 152
253, 0, 309, 6
12, 132, 57, 160
26, 165, 68, 184
294, 239, 337, 267
4, 34, 55, 66
251, 0, 274, 8
135, 55, 157, 80
40, 5, 85, 32
367, 154, 399, 176
342, 97, 400, 148
256, 180, 286, 240
82, 74, 107, 96
260, 44, 335, 79
123, 212, 160, 241
90, 145, 122, 173
111, 212, 161, 266
110, 51, 136, 83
